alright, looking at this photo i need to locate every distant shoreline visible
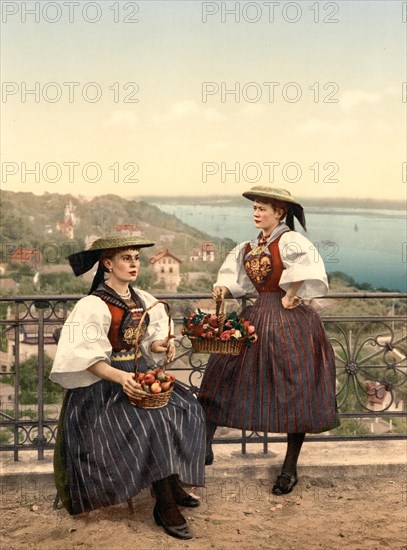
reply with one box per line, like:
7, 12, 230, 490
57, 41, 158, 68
1, 190, 404, 211
141, 195, 405, 210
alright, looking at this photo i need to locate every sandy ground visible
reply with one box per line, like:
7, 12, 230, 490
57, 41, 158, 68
1, 465, 406, 550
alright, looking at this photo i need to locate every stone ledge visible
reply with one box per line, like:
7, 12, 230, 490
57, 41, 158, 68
1, 440, 406, 482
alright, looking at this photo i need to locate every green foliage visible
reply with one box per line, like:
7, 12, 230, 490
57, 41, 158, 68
133, 266, 155, 291
13, 354, 62, 405
330, 419, 370, 436
39, 272, 89, 294
389, 418, 407, 434
0, 429, 12, 444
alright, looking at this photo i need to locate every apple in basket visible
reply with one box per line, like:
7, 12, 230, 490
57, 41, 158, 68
136, 369, 175, 395
144, 373, 156, 385
150, 382, 162, 394
154, 368, 167, 382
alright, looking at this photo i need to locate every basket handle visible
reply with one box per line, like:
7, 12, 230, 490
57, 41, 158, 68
133, 300, 173, 375
215, 297, 226, 332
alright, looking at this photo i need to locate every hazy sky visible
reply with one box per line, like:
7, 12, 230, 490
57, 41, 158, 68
1, 0, 406, 200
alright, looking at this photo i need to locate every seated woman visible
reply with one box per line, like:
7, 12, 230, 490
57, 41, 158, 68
50, 236, 205, 540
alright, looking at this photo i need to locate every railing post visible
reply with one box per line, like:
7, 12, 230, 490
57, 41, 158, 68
13, 303, 21, 461
35, 301, 48, 460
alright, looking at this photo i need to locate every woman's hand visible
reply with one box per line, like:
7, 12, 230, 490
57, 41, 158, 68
150, 336, 176, 361
212, 285, 230, 301
282, 294, 302, 310
87, 361, 148, 400
120, 371, 148, 401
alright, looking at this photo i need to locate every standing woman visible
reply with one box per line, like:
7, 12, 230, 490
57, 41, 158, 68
198, 187, 339, 495
51, 237, 205, 540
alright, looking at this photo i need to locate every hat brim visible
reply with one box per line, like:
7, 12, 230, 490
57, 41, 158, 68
242, 190, 301, 206
67, 237, 155, 277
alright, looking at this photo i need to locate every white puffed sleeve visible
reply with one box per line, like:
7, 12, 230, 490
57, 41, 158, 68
214, 242, 257, 299
50, 296, 112, 389
278, 231, 329, 298
136, 288, 175, 367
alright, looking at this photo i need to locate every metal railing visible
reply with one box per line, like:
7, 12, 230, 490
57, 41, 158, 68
0, 292, 406, 460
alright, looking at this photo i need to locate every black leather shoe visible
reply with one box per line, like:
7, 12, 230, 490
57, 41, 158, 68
205, 449, 214, 465
272, 472, 298, 496
175, 494, 200, 507
153, 504, 193, 540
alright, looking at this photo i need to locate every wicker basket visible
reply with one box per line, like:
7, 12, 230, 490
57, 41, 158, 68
187, 298, 245, 356
131, 300, 175, 409
190, 336, 244, 356
129, 385, 174, 409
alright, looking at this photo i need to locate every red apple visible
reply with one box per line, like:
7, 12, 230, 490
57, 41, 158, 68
144, 373, 156, 385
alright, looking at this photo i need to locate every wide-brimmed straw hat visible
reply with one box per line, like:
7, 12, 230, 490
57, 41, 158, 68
242, 186, 306, 230
68, 236, 156, 277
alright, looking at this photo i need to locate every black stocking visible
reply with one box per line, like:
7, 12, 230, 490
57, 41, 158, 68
281, 432, 305, 476
169, 475, 189, 500
152, 477, 185, 526
205, 420, 218, 452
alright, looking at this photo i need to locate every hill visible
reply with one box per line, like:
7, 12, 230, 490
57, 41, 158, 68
0, 190, 234, 264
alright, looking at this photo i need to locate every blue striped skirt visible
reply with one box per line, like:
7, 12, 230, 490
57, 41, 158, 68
57, 352, 205, 515
198, 292, 339, 434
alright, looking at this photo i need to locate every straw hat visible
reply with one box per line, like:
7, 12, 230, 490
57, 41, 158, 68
242, 186, 306, 230
67, 236, 155, 277
242, 186, 301, 205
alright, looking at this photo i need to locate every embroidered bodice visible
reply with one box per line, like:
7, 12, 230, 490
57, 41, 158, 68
104, 300, 145, 351
91, 285, 148, 352
244, 234, 285, 292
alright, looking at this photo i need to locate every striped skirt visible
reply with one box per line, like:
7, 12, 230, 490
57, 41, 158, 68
198, 292, 339, 434
55, 352, 206, 515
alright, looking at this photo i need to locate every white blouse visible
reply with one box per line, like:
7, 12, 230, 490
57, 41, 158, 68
215, 230, 329, 299
50, 289, 172, 389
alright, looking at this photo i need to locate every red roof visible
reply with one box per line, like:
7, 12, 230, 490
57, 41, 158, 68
114, 224, 141, 231
150, 249, 182, 265
202, 242, 215, 252
10, 248, 42, 262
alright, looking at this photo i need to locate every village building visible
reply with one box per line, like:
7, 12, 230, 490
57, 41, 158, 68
10, 248, 43, 269
56, 201, 79, 240
189, 243, 216, 263
56, 218, 74, 239
189, 249, 201, 262
4, 307, 59, 367
114, 224, 142, 237
150, 249, 182, 292
202, 242, 215, 262
0, 382, 14, 408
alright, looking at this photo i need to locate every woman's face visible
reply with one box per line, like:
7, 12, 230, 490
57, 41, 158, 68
104, 249, 140, 284
253, 200, 283, 234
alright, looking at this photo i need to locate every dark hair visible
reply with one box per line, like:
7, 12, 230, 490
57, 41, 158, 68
254, 197, 306, 231
254, 197, 288, 219
88, 246, 140, 295
99, 245, 140, 271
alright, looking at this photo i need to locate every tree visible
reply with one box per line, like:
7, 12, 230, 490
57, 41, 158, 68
14, 354, 62, 404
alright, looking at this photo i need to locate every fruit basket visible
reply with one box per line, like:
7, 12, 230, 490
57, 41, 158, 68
182, 299, 257, 356
131, 300, 175, 409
